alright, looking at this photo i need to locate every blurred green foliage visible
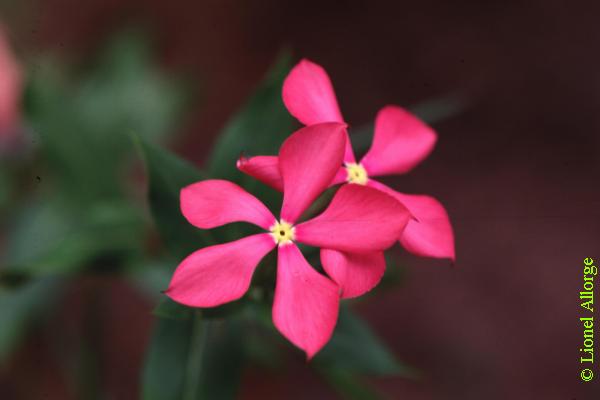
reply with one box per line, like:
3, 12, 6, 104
208, 53, 294, 182
134, 136, 211, 258
0, 278, 63, 361
0, 31, 188, 368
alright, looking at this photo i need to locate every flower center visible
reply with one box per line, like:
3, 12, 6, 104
270, 220, 295, 245
345, 163, 368, 185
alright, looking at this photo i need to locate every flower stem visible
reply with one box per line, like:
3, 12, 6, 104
182, 312, 207, 400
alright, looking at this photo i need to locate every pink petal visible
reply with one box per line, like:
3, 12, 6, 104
321, 249, 385, 299
166, 234, 275, 307
0, 25, 21, 137
295, 184, 410, 252
331, 167, 349, 186
273, 243, 339, 359
343, 136, 356, 164
282, 59, 343, 126
181, 180, 275, 230
360, 106, 437, 177
236, 155, 284, 192
282, 59, 355, 163
238, 157, 347, 192
279, 123, 346, 223
368, 180, 455, 260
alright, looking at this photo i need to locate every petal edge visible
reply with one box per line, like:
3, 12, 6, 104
321, 249, 385, 299
368, 180, 455, 260
273, 244, 339, 359
237, 155, 284, 192
361, 106, 437, 177
181, 180, 276, 230
282, 59, 344, 125
166, 234, 276, 307
296, 184, 410, 252
279, 123, 346, 223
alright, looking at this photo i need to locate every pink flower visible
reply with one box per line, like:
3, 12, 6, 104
238, 60, 455, 269
0, 24, 22, 143
167, 123, 410, 358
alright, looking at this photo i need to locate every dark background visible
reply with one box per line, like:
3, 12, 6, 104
2, 0, 599, 398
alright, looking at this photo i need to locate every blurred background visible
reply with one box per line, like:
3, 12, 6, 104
0, 0, 599, 399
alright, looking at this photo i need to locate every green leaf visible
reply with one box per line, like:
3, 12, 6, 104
1, 199, 142, 276
0, 277, 64, 363
153, 295, 251, 323
134, 135, 213, 259
153, 298, 193, 321
208, 53, 294, 193
195, 319, 244, 399
411, 93, 467, 124
136, 137, 236, 321
141, 315, 195, 400
313, 307, 417, 399
142, 315, 244, 400
314, 306, 416, 377
125, 259, 173, 301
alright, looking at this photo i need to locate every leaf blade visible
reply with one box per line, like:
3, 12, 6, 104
134, 135, 214, 259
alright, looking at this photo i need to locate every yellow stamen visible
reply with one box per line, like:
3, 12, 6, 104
346, 163, 368, 185
270, 220, 295, 245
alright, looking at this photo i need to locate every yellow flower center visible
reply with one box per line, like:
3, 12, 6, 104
270, 220, 295, 245
346, 163, 368, 185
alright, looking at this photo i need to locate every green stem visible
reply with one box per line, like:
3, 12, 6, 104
183, 312, 207, 400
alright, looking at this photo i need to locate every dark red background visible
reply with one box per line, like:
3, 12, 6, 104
2, 0, 599, 398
